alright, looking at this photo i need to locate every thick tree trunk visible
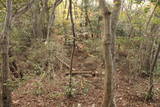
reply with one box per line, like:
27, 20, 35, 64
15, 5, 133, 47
99, 0, 115, 107
1, 36, 11, 107
32, 0, 43, 38
1, 0, 12, 107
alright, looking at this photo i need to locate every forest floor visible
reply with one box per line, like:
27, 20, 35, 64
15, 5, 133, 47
11, 40, 160, 107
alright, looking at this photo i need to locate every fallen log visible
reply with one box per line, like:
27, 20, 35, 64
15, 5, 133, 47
65, 70, 101, 77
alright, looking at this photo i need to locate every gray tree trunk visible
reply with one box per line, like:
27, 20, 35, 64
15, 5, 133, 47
32, 0, 43, 39
41, 0, 49, 39
110, 1, 121, 106
46, 0, 63, 42
147, 43, 160, 101
1, 0, 13, 107
99, 0, 115, 107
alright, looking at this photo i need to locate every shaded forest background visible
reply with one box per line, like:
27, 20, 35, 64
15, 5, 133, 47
0, 0, 160, 107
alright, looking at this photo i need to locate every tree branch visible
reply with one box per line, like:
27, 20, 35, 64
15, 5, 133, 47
12, 0, 34, 21
145, 0, 159, 34
46, 0, 63, 41
0, 0, 6, 8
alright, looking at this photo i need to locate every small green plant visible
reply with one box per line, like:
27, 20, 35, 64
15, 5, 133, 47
64, 85, 77, 98
32, 88, 44, 96
3, 80, 19, 91
48, 92, 63, 99
157, 63, 160, 73
4, 78, 29, 91
82, 87, 89, 95
80, 79, 91, 95
33, 64, 43, 75
83, 38, 102, 58
64, 77, 78, 98
143, 87, 156, 101
32, 81, 45, 96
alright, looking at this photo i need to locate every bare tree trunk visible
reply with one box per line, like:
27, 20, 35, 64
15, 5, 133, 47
99, 0, 115, 107
32, 0, 43, 39
41, 0, 49, 39
147, 43, 160, 101
0, 40, 2, 106
145, 0, 159, 34
68, 0, 76, 98
46, 0, 63, 42
1, 0, 12, 107
141, 0, 159, 73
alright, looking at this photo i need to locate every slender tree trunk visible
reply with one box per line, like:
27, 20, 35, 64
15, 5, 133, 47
46, 0, 63, 42
103, 11, 114, 107
0, 38, 2, 106
110, 1, 121, 106
40, 0, 49, 39
147, 43, 160, 101
145, 0, 159, 34
1, 0, 12, 107
141, 0, 159, 73
99, 0, 115, 107
68, 0, 76, 97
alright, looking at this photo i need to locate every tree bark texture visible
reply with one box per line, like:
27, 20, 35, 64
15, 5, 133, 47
1, 0, 12, 107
